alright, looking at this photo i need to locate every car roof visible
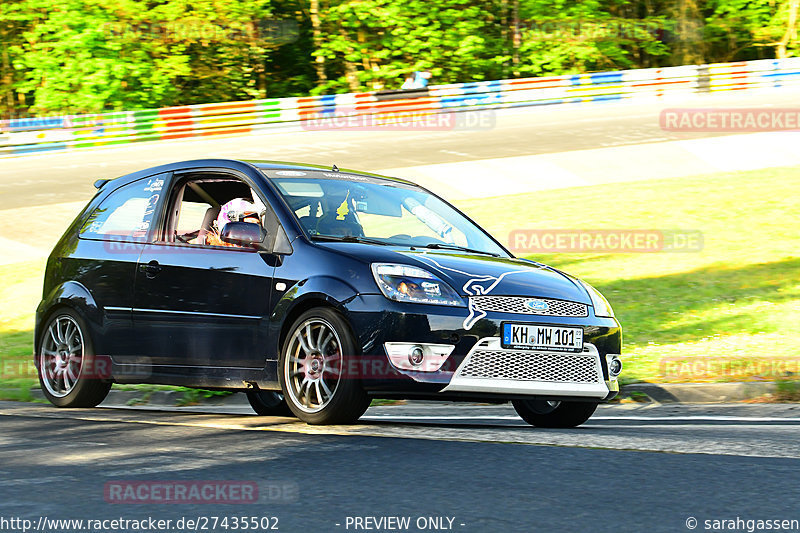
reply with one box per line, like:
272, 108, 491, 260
97, 158, 418, 190
249, 160, 418, 186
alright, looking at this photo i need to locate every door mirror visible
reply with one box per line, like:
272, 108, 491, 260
220, 222, 267, 249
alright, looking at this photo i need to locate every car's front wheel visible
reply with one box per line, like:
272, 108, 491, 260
512, 399, 598, 428
279, 308, 370, 425
38, 308, 111, 408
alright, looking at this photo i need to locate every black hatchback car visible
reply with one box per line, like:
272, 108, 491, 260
35, 159, 622, 427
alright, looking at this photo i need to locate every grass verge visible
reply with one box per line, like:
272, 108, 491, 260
461, 165, 800, 383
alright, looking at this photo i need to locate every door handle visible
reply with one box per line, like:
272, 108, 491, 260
143, 260, 162, 278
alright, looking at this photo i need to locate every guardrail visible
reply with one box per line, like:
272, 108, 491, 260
2, 58, 799, 157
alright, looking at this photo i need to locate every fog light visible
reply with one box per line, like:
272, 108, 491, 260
409, 346, 425, 366
384, 343, 455, 372
607, 355, 622, 378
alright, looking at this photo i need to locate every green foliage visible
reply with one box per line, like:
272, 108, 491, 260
513, 0, 671, 75
177, 388, 234, 406
1, 0, 798, 117
774, 381, 800, 402
314, 0, 509, 92
705, 0, 783, 61
1, 0, 315, 116
9, 0, 191, 114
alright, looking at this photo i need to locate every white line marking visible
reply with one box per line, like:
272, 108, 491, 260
4, 408, 799, 459
364, 415, 800, 422
594, 416, 800, 422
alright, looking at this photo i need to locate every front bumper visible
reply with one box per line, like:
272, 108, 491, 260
443, 338, 614, 399
344, 294, 622, 402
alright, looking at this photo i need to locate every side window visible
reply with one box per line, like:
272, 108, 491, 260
175, 200, 212, 237
79, 174, 167, 241
165, 175, 281, 251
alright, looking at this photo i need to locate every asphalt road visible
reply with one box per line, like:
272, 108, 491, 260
2, 400, 800, 532
1, 89, 798, 209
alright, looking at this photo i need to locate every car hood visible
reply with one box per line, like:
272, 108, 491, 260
401, 251, 589, 303
312, 242, 590, 303
342, 247, 587, 303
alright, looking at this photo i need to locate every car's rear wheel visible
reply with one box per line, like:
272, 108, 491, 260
246, 389, 293, 417
279, 308, 370, 425
38, 308, 111, 408
512, 399, 598, 428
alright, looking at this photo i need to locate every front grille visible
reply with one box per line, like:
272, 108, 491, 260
459, 349, 599, 383
470, 296, 588, 317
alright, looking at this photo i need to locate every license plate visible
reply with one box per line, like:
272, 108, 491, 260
502, 323, 583, 352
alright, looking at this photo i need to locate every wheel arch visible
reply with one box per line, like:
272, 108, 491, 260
277, 295, 352, 356
34, 281, 101, 364
271, 274, 363, 357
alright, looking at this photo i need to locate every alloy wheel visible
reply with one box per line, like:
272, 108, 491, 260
40, 315, 84, 398
283, 318, 343, 413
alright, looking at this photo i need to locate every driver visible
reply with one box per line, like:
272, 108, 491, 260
315, 188, 365, 237
206, 197, 264, 246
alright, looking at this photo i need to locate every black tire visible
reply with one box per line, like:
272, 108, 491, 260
246, 390, 294, 417
279, 308, 370, 425
37, 308, 112, 408
512, 399, 598, 428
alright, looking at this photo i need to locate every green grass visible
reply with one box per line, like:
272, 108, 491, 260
0, 260, 45, 401
774, 381, 800, 402
1, 165, 798, 398
460, 165, 800, 383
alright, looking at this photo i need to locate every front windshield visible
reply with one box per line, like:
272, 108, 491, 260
267, 171, 508, 256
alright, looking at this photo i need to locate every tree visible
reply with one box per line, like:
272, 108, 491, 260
513, 0, 670, 75
2, 0, 798, 119
705, 0, 799, 61
5, 0, 316, 116
313, 0, 507, 93
11, 0, 192, 115
776, 0, 799, 58
1, 0, 36, 118
309, 0, 327, 84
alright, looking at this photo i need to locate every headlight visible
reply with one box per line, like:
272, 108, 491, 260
579, 280, 615, 318
371, 263, 464, 306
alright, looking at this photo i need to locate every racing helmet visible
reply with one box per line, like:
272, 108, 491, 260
217, 197, 264, 227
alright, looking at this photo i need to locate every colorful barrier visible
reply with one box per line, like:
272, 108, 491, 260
2, 57, 800, 157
